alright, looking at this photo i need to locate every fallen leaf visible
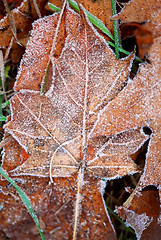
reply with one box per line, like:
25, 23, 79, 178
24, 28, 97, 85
48, 0, 114, 40
91, 35, 161, 237
0, 0, 49, 62
120, 23, 153, 59
117, 188, 161, 239
14, 7, 80, 91
0, 0, 22, 20
0, 5, 149, 239
0, 151, 117, 239
91, 36, 161, 189
113, 0, 161, 38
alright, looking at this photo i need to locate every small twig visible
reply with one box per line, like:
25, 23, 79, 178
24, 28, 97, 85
4, 36, 14, 62
115, 0, 123, 9
5, 91, 15, 99
123, 183, 141, 208
2, 0, 22, 46
32, 0, 42, 18
0, 51, 7, 102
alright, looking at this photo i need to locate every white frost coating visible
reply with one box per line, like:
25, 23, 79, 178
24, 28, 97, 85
87, 127, 148, 178
88, 165, 136, 169
100, 180, 116, 234
79, 4, 114, 56
157, 214, 161, 226
93, 71, 123, 112
15, 10, 61, 91
121, 209, 153, 240
0, 0, 27, 30
138, 133, 153, 186
4, 4, 156, 238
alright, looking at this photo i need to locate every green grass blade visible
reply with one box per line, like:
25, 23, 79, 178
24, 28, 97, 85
48, 3, 61, 12
1, 100, 10, 108
110, 0, 120, 59
0, 114, 7, 121
48, 1, 114, 40
0, 167, 46, 240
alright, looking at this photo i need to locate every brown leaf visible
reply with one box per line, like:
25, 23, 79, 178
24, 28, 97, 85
91, 35, 161, 237
75, 0, 114, 40
6, 7, 143, 179
0, 5, 149, 239
1, 135, 117, 239
0, 0, 22, 20
15, 7, 79, 91
113, 0, 161, 38
117, 188, 161, 239
120, 23, 153, 59
92, 36, 161, 189
48, 0, 114, 40
0, 0, 49, 63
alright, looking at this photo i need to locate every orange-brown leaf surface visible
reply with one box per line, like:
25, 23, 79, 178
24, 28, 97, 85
114, 0, 161, 38
0, 0, 49, 63
48, 0, 114, 40
92, 36, 161, 189
117, 188, 161, 239
1, 135, 117, 239
0, 0, 48, 48
0, 0, 22, 20
120, 22, 153, 59
0, 5, 151, 239
91, 35, 161, 237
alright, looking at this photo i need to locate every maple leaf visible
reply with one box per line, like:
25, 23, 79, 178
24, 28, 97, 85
1, 5, 150, 240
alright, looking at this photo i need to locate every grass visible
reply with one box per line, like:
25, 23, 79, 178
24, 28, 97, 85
0, 64, 10, 125
0, 1, 142, 239
0, 168, 46, 240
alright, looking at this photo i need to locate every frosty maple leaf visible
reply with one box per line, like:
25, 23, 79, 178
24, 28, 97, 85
1, 5, 150, 240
